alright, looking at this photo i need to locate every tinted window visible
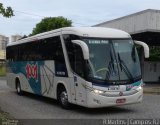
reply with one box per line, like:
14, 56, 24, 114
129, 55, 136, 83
38, 36, 64, 62
63, 34, 85, 78
6, 46, 19, 61
7, 36, 65, 62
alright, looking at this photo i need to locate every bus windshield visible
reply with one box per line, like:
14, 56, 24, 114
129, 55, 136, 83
83, 38, 141, 84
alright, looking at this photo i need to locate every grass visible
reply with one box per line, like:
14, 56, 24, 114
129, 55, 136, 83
0, 108, 16, 125
0, 66, 6, 76
143, 87, 160, 95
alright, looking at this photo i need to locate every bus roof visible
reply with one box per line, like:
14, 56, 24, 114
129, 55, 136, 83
7, 27, 131, 47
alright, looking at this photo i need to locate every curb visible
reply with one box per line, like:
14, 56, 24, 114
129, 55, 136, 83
143, 88, 160, 95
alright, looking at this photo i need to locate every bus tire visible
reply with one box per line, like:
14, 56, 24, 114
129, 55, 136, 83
16, 79, 22, 96
58, 86, 70, 109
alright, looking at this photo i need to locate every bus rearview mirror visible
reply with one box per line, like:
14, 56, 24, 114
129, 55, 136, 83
71, 40, 89, 60
134, 40, 149, 58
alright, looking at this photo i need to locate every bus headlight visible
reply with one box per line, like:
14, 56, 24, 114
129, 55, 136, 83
136, 86, 142, 91
93, 89, 104, 94
84, 85, 105, 94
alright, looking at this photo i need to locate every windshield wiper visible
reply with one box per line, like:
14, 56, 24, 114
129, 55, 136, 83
105, 51, 117, 80
117, 53, 134, 82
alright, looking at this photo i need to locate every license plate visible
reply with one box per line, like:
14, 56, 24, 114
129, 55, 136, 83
108, 86, 120, 91
116, 98, 126, 104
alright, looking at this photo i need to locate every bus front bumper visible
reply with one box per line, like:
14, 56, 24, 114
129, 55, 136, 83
86, 88, 143, 108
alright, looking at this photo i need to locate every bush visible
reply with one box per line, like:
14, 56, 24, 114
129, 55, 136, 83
0, 65, 6, 76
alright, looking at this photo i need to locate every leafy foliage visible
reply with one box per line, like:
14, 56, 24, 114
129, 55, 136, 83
31, 16, 72, 35
0, 3, 14, 17
147, 46, 160, 61
136, 45, 160, 61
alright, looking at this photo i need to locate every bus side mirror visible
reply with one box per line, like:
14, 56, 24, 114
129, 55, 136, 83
71, 40, 89, 60
134, 40, 149, 58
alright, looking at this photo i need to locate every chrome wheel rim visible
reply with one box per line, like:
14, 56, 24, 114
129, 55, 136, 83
60, 91, 68, 106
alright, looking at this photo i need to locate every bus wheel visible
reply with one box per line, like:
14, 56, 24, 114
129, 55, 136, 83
16, 80, 22, 96
58, 87, 70, 109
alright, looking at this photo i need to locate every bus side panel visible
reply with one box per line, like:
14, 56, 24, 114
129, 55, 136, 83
7, 60, 74, 101
7, 61, 44, 95
40, 60, 56, 98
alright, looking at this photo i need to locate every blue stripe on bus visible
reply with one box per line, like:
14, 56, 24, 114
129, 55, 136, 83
9, 61, 44, 95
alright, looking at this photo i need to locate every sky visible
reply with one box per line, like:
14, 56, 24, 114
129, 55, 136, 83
1, 0, 160, 37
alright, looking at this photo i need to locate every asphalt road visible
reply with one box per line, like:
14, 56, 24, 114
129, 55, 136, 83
0, 79, 160, 124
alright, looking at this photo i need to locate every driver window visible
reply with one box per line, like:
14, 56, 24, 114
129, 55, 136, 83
73, 44, 85, 77
63, 34, 85, 78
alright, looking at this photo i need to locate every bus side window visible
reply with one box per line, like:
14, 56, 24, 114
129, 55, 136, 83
38, 36, 65, 61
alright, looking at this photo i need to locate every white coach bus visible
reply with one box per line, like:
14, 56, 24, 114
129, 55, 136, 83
6, 27, 149, 108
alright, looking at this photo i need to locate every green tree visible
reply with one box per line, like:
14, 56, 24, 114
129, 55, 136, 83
147, 46, 160, 61
31, 16, 72, 35
0, 3, 14, 17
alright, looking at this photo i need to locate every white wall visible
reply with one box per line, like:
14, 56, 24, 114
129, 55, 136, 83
96, 9, 160, 34
143, 61, 160, 82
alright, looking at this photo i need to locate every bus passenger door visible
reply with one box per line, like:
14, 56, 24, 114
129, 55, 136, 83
73, 75, 87, 106
72, 44, 87, 106
63, 35, 87, 106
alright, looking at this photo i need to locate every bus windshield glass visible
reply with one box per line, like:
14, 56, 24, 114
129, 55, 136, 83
83, 38, 141, 83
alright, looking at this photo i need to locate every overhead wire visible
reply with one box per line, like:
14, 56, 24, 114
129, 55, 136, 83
14, 10, 90, 26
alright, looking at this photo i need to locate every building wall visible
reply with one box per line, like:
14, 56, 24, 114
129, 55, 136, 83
0, 35, 8, 60
143, 61, 160, 82
0, 35, 8, 50
95, 9, 160, 34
